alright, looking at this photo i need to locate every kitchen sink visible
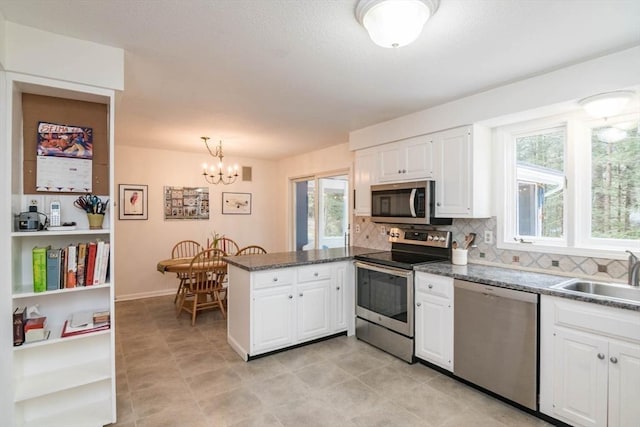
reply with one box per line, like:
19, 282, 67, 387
553, 279, 640, 303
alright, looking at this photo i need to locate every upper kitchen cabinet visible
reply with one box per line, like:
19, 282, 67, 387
433, 125, 491, 218
354, 147, 377, 216
377, 135, 433, 183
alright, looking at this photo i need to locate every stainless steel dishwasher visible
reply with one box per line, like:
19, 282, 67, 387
454, 279, 538, 410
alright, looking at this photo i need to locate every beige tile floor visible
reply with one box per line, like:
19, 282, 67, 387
111, 295, 552, 427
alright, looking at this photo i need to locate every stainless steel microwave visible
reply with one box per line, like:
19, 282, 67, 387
370, 180, 452, 225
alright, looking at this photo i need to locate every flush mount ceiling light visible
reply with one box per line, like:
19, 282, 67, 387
578, 90, 635, 118
356, 0, 440, 48
596, 127, 628, 144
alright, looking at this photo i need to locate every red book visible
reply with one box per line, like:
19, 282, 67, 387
86, 242, 97, 286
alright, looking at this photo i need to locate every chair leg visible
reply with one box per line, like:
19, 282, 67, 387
173, 278, 184, 304
191, 293, 198, 326
215, 289, 227, 319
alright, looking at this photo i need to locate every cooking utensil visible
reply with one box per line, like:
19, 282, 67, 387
452, 240, 458, 250
463, 233, 477, 249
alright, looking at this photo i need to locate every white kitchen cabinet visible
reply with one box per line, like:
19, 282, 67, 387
354, 147, 376, 216
540, 295, 640, 427
228, 261, 352, 360
432, 124, 491, 218
252, 286, 295, 354
377, 135, 433, 183
414, 272, 453, 371
2, 73, 117, 426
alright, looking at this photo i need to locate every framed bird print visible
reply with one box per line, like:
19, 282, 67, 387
119, 184, 148, 220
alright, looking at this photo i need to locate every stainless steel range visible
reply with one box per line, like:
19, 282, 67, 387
354, 227, 451, 363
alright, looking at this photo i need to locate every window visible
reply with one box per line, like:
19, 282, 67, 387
499, 113, 640, 256
292, 172, 349, 251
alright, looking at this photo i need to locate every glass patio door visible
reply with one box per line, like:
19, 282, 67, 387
293, 172, 349, 251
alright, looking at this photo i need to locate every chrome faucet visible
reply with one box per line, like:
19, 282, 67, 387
626, 250, 640, 287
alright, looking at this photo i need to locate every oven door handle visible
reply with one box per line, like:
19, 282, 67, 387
409, 189, 417, 217
355, 261, 414, 278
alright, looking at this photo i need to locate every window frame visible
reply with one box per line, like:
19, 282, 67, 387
497, 112, 639, 259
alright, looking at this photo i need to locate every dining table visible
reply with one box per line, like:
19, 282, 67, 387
157, 256, 229, 304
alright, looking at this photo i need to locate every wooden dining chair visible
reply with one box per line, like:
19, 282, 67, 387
236, 245, 267, 256
171, 240, 202, 303
176, 248, 227, 325
210, 237, 240, 255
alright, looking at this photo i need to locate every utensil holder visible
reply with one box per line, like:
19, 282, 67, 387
452, 248, 468, 266
87, 213, 105, 230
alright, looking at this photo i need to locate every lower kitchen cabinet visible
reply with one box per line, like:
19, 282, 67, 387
540, 295, 640, 427
228, 261, 352, 360
414, 272, 453, 371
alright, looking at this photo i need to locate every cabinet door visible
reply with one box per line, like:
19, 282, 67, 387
354, 148, 376, 216
414, 290, 453, 371
552, 328, 608, 427
433, 127, 471, 217
377, 142, 404, 182
297, 280, 331, 342
404, 136, 432, 180
252, 286, 295, 354
608, 340, 640, 427
332, 263, 347, 331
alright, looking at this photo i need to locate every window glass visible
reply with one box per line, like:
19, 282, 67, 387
515, 128, 565, 238
591, 124, 640, 240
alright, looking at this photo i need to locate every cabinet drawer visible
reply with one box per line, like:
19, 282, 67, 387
415, 272, 453, 299
253, 269, 295, 290
297, 264, 332, 283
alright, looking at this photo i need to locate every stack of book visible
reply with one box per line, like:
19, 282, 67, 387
33, 240, 110, 292
61, 309, 111, 337
24, 316, 50, 343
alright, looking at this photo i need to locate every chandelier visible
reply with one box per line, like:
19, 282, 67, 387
201, 137, 238, 185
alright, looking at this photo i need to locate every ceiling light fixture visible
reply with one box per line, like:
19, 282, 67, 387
578, 90, 634, 119
201, 137, 238, 185
596, 127, 628, 144
356, 0, 440, 48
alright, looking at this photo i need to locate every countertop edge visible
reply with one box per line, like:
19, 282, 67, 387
415, 262, 640, 312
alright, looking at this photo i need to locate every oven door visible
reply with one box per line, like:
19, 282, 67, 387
355, 261, 414, 337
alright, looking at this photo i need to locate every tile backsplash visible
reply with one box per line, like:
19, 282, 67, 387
352, 216, 628, 282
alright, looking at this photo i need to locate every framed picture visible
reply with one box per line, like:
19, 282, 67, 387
164, 186, 209, 220
119, 184, 148, 220
222, 192, 251, 215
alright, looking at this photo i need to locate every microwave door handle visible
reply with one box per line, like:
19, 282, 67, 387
409, 189, 417, 217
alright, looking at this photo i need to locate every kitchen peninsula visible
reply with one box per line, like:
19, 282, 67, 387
224, 247, 381, 361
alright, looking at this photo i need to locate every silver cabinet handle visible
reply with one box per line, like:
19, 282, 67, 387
416, 302, 422, 307
610, 356, 618, 364
273, 277, 278, 282
288, 295, 293, 299
336, 286, 340, 290
299, 293, 303, 297
402, 169, 406, 173
397, 169, 402, 174
436, 202, 441, 206
428, 284, 433, 289
597, 353, 605, 360
314, 272, 318, 277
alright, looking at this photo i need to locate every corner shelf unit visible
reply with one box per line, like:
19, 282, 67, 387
2, 72, 117, 426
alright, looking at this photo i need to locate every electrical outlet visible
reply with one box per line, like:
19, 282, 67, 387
484, 230, 493, 245
380, 225, 386, 236
355, 224, 361, 233
30, 199, 39, 206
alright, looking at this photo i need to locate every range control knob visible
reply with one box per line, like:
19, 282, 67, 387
439, 236, 446, 242
427, 235, 434, 241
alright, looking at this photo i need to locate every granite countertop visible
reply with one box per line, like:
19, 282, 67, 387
415, 262, 640, 312
224, 246, 384, 271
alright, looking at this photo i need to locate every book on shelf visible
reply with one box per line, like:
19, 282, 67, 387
24, 316, 48, 343
77, 242, 88, 286
93, 240, 108, 285
66, 243, 77, 288
99, 242, 111, 284
61, 309, 110, 337
59, 246, 66, 289
86, 241, 97, 286
32, 245, 50, 293
46, 247, 62, 291
13, 306, 26, 346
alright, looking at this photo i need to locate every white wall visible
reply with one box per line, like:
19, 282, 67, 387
349, 46, 640, 150
274, 142, 353, 251
3, 22, 124, 91
114, 145, 279, 300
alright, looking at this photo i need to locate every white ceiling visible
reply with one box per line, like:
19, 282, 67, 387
1, 0, 639, 159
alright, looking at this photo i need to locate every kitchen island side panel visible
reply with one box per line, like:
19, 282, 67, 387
227, 265, 251, 360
